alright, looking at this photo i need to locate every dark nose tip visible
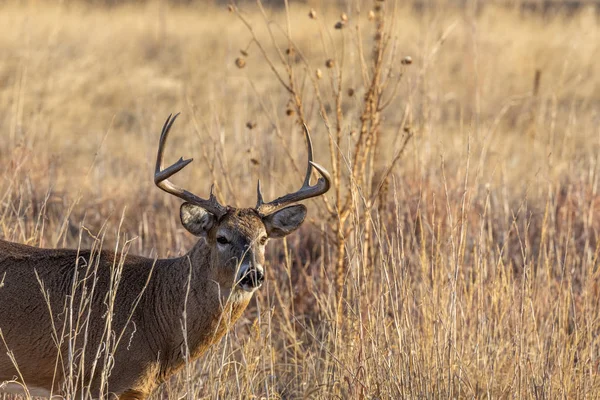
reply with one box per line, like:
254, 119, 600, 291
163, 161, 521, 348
240, 267, 265, 288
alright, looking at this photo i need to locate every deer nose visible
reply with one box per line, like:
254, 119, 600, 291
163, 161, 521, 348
239, 264, 264, 291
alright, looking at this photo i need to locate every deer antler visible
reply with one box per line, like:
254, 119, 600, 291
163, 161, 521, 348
256, 124, 331, 216
155, 113, 227, 219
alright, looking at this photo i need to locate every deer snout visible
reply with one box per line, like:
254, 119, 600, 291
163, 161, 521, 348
238, 263, 264, 292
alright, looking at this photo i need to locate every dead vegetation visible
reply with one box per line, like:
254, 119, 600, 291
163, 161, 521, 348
1, 0, 600, 398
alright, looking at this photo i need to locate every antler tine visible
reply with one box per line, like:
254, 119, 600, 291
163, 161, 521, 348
256, 124, 331, 216
256, 179, 265, 208
154, 113, 227, 218
302, 123, 314, 187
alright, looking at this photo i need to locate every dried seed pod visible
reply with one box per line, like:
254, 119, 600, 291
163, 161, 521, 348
340, 13, 348, 22
235, 57, 246, 68
347, 88, 355, 97
334, 21, 344, 29
308, 8, 317, 19
250, 158, 260, 165
325, 59, 334, 68
246, 121, 257, 130
368, 10, 375, 20
240, 49, 249, 57
286, 47, 295, 55
286, 107, 295, 116
374, 4, 381, 11
401, 56, 413, 65
316, 68, 323, 79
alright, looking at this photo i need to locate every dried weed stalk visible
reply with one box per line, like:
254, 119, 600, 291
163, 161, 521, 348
231, 0, 413, 309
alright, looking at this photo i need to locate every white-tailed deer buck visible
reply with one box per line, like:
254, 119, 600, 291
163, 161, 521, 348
0, 114, 330, 399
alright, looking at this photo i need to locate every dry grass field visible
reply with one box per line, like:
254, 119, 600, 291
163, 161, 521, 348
1, 0, 600, 398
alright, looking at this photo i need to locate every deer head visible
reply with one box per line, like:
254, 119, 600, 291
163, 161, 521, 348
154, 114, 331, 294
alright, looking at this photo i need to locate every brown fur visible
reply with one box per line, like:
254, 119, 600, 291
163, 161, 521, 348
0, 207, 296, 399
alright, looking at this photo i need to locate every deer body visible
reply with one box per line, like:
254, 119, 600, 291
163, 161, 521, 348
0, 233, 251, 398
0, 115, 330, 399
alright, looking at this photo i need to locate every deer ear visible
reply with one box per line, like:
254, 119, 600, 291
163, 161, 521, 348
263, 204, 307, 238
180, 202, 217, 237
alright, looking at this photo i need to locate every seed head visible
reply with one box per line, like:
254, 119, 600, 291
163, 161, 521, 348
368, 10, 375, 20
401, 56, 412, 65
308, 8, 317, 19
235, 57, 246, 68
325, 59, 334, 69
340, 13, 348, 22
316, 68, 323, 79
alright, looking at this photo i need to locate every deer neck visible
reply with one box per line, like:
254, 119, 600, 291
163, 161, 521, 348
154, 240, 253, 379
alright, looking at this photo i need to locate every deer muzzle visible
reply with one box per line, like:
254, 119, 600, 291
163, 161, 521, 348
238, 263, 264, 292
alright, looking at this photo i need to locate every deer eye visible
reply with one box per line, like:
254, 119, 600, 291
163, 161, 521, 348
259, 236, 268, 246
217, 236, 230, 245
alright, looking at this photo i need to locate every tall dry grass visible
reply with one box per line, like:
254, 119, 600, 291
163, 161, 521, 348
1, 0, 600, 398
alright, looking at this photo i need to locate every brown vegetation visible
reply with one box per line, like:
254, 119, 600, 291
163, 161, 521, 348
1, 0, 600, 398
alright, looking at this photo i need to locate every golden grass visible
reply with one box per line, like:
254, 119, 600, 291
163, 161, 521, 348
1, 1, 600, 398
